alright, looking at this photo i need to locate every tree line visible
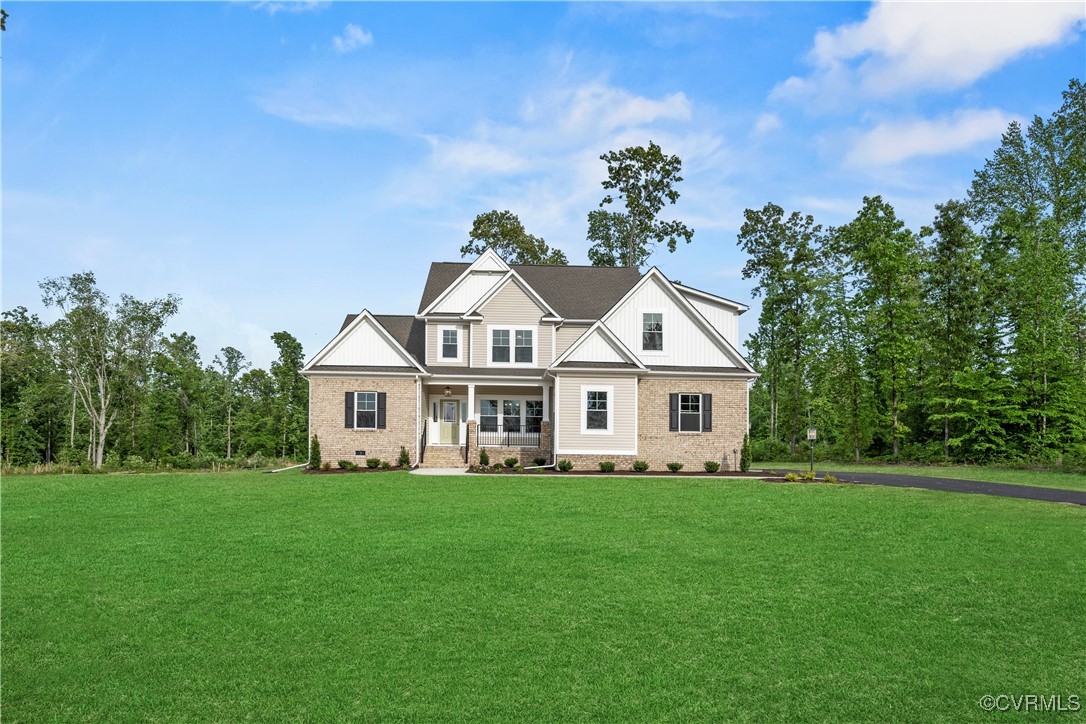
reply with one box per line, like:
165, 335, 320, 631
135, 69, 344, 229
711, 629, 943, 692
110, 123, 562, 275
740, 79, 1085, 469
2, 273, 309, 470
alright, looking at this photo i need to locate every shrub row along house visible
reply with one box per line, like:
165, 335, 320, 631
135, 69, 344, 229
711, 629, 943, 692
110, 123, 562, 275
302, 249, 756, 470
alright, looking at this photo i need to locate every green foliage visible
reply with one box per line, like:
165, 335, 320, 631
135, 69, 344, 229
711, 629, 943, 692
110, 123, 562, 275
666, 462, 683, 473
740, 434, 751, 472
308, 435, 322, 470
320, 461, 331, 471
588, 141, 693, 268
598, 461, 615, 473
397, 446, 410, 468
784, 472, 800, 482
337, 460, 357, 471
703, 461, 720, 473
532, 456, 547, 467
800, 470, 816, 481
514, 465, 524, 473
504, 457, 518, 469
479, 448, 490, 466
557, 459, 573, 472
632, 460, 649, 472
460, 210, 568, 265
380, 461, 391, 470
824, 474, 839, 484
366, 458, 381, 469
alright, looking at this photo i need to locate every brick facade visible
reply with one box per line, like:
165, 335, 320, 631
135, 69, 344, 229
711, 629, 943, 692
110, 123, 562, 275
469, 421, 553, 467
636, 378, 748, 471
309, 376, 420, 465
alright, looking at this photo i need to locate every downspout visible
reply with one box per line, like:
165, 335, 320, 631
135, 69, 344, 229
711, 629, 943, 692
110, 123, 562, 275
414, 374, 422, 468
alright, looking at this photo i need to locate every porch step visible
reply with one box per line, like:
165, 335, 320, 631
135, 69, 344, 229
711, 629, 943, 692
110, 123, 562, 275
420, 445, 467, 469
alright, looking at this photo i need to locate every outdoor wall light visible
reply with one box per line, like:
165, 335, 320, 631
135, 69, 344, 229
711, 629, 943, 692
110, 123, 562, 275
443, 386, 451, 397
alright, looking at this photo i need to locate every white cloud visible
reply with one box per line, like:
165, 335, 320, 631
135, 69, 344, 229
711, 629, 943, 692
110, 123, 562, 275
774, 1, 1084, 103
750, 112, 781, 138
332, 24, 373, 54
252, 1, 327, 15
846, 108, 1020, 167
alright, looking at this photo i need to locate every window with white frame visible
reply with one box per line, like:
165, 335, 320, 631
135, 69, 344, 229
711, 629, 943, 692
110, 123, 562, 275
585, 389, 609, 431
503, 400, 521, 431
526, 400, 543, 432
492, 329, 510, 363
480, 400, 498, 432
441, 328, 459, 359
355, 392, 377, 429
679, 393, 701, 432
643, 312, 663, 351
490, 327, 535, 365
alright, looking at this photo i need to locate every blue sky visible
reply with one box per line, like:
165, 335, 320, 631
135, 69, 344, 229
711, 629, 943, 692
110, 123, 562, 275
3, 1, 1083, 368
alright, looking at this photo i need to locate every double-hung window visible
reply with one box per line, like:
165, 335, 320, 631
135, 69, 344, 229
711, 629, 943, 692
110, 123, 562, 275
515, 330, 533, 363
492, 330, 510, 363
679, 393, 701, 432
441, 328, 459, 360
643, 313, 663, 351
526, 400, 543, 433
503, 400, 521, 432
585, 389, 609, 432
480, 400, 499, 432
355, 392, 377, 429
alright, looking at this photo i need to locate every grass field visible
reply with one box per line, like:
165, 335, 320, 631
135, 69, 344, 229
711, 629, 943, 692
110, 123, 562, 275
3, 470, 1083, 721
756, 461, 1086, 492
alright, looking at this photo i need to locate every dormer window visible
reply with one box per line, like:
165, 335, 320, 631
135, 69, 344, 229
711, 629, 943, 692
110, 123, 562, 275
440, 327, 459, 360
643, 312, 663, 351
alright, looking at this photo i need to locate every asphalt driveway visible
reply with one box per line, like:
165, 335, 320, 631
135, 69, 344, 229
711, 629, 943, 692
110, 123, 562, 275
768, 469, 1086, 506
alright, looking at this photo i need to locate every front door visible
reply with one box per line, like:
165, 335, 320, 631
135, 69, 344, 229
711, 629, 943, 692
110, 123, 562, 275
439, 400, 460, 445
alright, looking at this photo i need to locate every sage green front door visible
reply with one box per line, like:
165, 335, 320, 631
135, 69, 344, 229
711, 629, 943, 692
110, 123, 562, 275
439, 400, 460, 444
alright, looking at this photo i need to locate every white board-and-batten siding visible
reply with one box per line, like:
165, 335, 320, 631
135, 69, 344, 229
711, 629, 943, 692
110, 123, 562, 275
321, 318, 412, 367
431, 271, 505, 313
556, 374, 637, 454
555, 324, 590, 358
607, 276, 735, 368
685, 296, 740, 349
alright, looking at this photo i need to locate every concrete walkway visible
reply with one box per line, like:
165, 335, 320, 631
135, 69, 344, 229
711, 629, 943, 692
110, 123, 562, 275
769, 469, 1086, 506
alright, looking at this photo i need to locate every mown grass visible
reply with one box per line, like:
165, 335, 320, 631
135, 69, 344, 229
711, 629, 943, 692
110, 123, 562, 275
755, 461, 1086, 492
3, 470, 1083, 721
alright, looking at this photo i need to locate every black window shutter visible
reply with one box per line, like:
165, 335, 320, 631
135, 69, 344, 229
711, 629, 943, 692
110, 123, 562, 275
669, 393, 679, 432
345, 392, 354, 428
377, 392, 387, 429
702, 393, 712, 432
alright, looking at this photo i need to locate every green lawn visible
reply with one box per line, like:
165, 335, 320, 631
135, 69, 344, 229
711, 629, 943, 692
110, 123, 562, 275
756, 461, 1086, 492
4, 471, 1083, 721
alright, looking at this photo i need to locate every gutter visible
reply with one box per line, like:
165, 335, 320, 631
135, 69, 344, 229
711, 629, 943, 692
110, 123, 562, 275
268, 463, 307, 474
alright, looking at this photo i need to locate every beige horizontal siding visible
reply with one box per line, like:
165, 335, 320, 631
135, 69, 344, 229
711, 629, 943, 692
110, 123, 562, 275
426, 323, 467, 367
470, 280, 554, 368
555, 373, 637, 454
555, 323, 590, 359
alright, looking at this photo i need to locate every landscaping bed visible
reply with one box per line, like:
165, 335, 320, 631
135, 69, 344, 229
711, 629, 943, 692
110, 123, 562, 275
468, 465, 767, 477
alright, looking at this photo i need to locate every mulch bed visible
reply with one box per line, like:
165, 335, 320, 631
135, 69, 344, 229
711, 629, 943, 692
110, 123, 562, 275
470, 468, 769, 477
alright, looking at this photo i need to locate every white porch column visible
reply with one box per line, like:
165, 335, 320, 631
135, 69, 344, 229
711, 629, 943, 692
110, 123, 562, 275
542, 381, 551, 421
467, 383, 476, 422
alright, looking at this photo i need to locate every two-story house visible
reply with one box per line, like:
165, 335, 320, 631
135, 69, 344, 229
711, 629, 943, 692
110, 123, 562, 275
301, 249, 756, 470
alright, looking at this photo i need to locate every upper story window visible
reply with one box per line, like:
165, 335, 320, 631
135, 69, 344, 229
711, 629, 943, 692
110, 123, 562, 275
441, 327, 459, 360
490, 327, 534, 365
643, 313, 663, 351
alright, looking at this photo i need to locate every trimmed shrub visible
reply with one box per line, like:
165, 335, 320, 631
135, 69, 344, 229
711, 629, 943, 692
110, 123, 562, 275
514, 465, 524, 473
380, 460, 392, 470
308, 435, 322, 470
824, 474, 839, 484
504, 457, 519, 469
493, 463, 505, 472
366, 457, 381, 469
800, 470, 816, 481
397, 446, 411, 468
321, 461, 332, 471
740, 434, 751, 472
703, 461, 720, 473
666, 462, 684, 473
479, 448, 490, 466
599, 461, 615, 473
557, 459, 573, 472
532, 456, 547, 467
632, 460, 649, 472
784, 472, 799, 482
337, 460, 357, 470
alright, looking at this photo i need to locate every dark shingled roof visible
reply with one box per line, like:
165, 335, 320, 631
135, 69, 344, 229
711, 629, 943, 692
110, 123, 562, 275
647, 365, 750, 374
554, 361, 640, 369
418, 262, 642, 320
307, 365, 419, 374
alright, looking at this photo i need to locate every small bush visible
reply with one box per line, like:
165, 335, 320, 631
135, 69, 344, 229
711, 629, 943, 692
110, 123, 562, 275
514, 465, 524, 473
337, 460, 357, 470
366, 457, 381, 469
504, 457, 519, 469
784, 472, 799, 482
124, 454, 147, 471
479, 448, 490, 466
380, 460, 392, 470
740, 433, 751, 472
800, 470, 816, 481
666, 462, 684, 473
632, 460, 649, 472
321, 461, 332, 471
308, 435, 322, 470
557, 459, 573, 472
532, 456, 547, 467
397, 446, 411, 468
703, 461, 720, 473
824, 474, 839, 484
599, 461, 615, 473
493, 463, 505, 472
